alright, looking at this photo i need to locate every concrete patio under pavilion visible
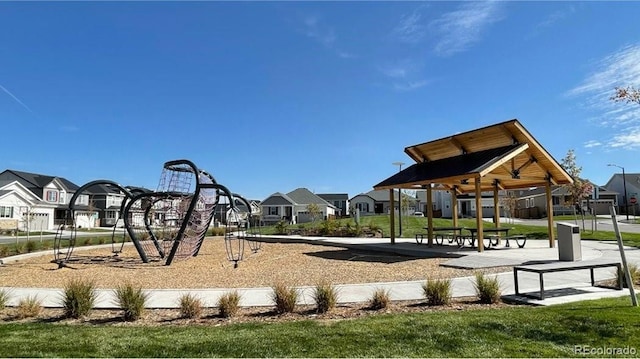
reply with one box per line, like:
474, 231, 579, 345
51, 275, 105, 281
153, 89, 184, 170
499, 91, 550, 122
374, 119, 574, 252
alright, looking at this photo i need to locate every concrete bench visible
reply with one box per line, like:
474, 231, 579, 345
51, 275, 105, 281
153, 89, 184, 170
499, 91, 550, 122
513, 259, 623, 300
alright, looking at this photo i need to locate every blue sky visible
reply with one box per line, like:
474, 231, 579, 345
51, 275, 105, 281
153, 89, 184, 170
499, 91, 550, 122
2, 1, 640, 200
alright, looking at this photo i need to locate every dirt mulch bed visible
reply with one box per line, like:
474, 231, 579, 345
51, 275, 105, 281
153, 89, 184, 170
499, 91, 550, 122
0, 238, 509, 289
0, 297, 519, 327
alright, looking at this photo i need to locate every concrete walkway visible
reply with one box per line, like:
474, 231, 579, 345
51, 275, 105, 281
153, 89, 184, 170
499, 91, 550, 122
1, 236, 639, 309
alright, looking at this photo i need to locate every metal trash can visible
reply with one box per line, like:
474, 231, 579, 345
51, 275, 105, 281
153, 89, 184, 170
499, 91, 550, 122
557, 222, 582, 261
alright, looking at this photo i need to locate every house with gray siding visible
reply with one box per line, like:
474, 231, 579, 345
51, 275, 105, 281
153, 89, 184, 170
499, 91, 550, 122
261, 188, 336, 224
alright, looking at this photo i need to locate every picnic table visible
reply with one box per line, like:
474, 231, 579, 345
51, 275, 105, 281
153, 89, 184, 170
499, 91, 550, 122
417, 227, 467, 245
465, 227, 526, 248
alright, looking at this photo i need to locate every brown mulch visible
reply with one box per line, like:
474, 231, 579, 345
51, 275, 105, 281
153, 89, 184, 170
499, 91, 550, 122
0, 297, 517, 327
0, 237, 509, 289
0, 237, 519, 326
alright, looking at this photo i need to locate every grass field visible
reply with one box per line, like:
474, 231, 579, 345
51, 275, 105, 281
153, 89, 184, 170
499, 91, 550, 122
1, 296, 639, 357
258, 214, 640, 248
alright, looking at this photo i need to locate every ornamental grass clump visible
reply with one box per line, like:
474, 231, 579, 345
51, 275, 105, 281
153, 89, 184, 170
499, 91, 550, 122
368, 288, 391, 310
178, 293, 203, 319
422, 278, 452, 306
113, 283, 148, 321
16, 296, 42, 319
473, 272, 502, 304
62, 278, 97, 318
218, 291, 241, 318
617, 264, 640, 288
313, 281, 338, 314
271, 283, 298, 314
0, 289, 10, 310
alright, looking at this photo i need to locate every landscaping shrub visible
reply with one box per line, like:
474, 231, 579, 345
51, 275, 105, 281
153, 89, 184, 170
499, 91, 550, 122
217, 291, 241, 318
0, 245, 9, 257
274, 220, 289, 235
0, 289, 10, 309
113, 283, 148, 321
98, 237, 106, 244
14, 243, 25, 254
82, 238, 92, 246
473, 272, 502, 304
313, 281, 338, 313
178, 293, 203, 319
271, 283, 298, 314
422, 278, 452, 306
16, 296, 42, 319
208, 227, 225, 236
368, 288, 391, 310
617, 264, 640, 288
62, 279, 97, 318
25, 240, 38, 253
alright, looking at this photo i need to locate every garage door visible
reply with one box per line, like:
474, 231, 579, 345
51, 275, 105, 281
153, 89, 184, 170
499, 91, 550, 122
29, 213, 49, 231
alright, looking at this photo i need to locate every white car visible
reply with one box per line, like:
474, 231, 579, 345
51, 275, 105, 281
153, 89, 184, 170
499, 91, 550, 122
413, 212, 424, 217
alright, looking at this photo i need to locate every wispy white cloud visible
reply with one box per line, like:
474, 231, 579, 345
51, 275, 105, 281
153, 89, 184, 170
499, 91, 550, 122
378, 59, 429, 92
301, 15, 355, 60
567, 43, 640, 149
0, 83, 33, 113
391, 9, 426, 44
583, 140, 602, 148
535, 6, 575, 30
303, 15, 335, 48
430, 1, 505, 57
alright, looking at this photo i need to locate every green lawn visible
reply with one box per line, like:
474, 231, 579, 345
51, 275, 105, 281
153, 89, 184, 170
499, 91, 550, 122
1, 296, 639, 357
258, 215, 640, 248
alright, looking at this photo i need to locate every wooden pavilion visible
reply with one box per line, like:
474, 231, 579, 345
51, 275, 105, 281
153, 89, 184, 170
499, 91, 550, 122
373, 119, 574, 252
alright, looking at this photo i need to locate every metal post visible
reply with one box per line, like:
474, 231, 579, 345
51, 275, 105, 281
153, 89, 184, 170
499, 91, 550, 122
608, 164, 629, 221
609, 205, 638, 306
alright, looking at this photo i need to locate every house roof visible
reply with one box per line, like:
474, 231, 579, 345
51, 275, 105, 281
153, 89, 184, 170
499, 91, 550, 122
261, 192, 296, 206
0, 169, 80, 197
287, 188, 335, 207
374, 119, 574, 194
317, 193, 349, 201
352, 189, 415, 202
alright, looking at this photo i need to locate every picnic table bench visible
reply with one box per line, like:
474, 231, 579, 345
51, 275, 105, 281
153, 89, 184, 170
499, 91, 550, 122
513, 259, 623, 300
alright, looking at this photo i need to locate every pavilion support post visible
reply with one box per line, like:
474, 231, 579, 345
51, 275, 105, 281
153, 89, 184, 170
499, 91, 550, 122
546, 180, 555, 248
427, 184, 434, 247
389, 189, 396, 245
493, 183, 501, 246
475, 177, 484, 252
452, 187, 459, 228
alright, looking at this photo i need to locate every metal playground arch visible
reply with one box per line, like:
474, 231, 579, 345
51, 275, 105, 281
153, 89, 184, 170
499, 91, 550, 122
53, 159, 261, 268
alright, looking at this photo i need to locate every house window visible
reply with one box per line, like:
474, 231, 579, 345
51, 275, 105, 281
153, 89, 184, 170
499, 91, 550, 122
106, 211, 117, 219
0, 206, 13, 218
46, 190, 58, 202
268, 207, 279, 215
356, 202, 369, 212
59, 193, 65, 204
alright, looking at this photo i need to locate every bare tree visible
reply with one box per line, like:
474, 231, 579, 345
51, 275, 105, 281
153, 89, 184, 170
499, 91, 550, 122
307, 203, 322, 223
611, 86, 640, 105
560, 149, 594, 228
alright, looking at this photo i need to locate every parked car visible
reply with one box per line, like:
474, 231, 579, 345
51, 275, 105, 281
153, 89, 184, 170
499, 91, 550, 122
413, 212, 424, 217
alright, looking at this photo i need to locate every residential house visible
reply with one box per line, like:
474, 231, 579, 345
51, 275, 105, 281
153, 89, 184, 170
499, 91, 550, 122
512, 182, 616, 218
350, 189, 418, 216
317, 193, 349, 217
261, 188, 337, 224
415, 189, 505, 219
0, 169, 96, 231
604, 172, 640, 216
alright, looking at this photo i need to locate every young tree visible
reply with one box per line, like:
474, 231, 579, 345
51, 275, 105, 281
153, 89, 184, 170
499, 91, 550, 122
560, 149, 594, 227
611, 86, 640, 105
307, 203, 322, 223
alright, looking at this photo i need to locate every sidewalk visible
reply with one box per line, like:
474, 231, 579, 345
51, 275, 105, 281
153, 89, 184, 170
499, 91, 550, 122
1, 237, 638, 308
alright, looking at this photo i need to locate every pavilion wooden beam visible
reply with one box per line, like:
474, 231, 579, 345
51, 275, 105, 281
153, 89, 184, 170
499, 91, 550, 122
546, 179, 555, 248
493, 181, 501, 246
452, 186, 459, 229
475, 177, 484, 252
427, 184, 434, 247
389, 189, 395, 245
478, 143, 529, 177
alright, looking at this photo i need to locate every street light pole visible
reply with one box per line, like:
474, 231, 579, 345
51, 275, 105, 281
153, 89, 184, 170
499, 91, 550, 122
392, 162, 405, 237
608, 164, 629, 221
